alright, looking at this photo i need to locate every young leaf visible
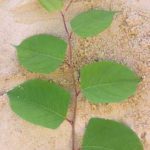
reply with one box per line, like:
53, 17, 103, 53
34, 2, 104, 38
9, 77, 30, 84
7, 79, 71, 129
71, 10, 115, 37
80, 61, 141, 103
16, 34, 67, 74
82, 118, 143, 150
38, 0, 63, 12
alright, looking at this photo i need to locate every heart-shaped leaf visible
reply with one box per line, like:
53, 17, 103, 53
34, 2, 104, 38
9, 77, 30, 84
38, 0, 63, 12
16, 34, 67, 74
71, 10, 115, 37
80, 61, 141, 103
82, 118, 143, 150
8, 79, 71, 129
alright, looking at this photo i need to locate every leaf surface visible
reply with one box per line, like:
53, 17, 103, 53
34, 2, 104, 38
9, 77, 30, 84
80, 61, 141, 103
38, 0, 63, 12
82, 118, 143, 150
71, 10, 115, 37
8, 79, 71, 129
17, 34, 67, 74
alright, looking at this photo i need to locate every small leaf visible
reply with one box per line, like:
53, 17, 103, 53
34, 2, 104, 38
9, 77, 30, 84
71, 9, 115, 37
82, 118, 143, 150
16, 34, 67, 74
38, 0, 63, 12
8, 79, 71, 129
80, 61, 141, 103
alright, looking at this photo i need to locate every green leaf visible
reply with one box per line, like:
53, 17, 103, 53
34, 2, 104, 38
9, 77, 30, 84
82, 118, 143, 150
16, 34, 67, 74
7, 79, 71, 129
80, 61, 141, 103
71, 9, 115, 37
38, 0, 63, 12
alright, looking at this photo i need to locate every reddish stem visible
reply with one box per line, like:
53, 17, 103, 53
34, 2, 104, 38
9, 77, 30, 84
60, 11, 73, 65
66, 118, 73, 125
65, 0, 74, 12
0, 91, 6, 97
60, 9, 79, 150
60, 11, 70, 36
72, 90, 78, 150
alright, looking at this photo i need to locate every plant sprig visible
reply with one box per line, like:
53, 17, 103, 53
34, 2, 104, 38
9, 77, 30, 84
7, 1, 143, 150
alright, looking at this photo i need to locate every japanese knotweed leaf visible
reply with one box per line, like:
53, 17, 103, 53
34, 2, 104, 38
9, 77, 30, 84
38, 0, 63, 12
71, 9, 115, 37
7, 79, 71, 129
16, 34, 67, 74
80, 61, 141, 103
82, 118, 143, 150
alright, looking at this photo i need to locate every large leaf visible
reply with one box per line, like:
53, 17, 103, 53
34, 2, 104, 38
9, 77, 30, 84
80, 61, 141, 103
38, 0, 63, 12
82, 118, 143, 150
7, 79, 71, 129
71, 10, 115, 37
16, 34, 67, 74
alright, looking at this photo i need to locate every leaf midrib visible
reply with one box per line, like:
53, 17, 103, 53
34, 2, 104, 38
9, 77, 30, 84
20, 99, 65, 120
21, 48, 64, 61
83, 79, 139, 90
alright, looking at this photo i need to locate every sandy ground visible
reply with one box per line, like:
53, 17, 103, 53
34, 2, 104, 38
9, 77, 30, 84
0, 0, 150, 150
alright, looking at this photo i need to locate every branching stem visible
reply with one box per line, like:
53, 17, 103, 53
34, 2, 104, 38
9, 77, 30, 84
0, 91, 6, 97
66, 118, 73, 125
60, 11, 73, 65
61, 4, 79, 150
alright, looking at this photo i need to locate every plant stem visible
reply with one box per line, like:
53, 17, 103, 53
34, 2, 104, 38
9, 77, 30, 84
71, 67, 79, 150
0, 91, 6, 97
60, 12, 72, 65
60, 9, 79, 150
65, 0, 74, 12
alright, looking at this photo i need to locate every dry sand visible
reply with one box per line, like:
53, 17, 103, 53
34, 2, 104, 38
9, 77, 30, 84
0, 0, 150, 150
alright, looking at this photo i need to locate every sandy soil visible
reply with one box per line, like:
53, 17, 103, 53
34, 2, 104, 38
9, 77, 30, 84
0, 0, 150, 150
